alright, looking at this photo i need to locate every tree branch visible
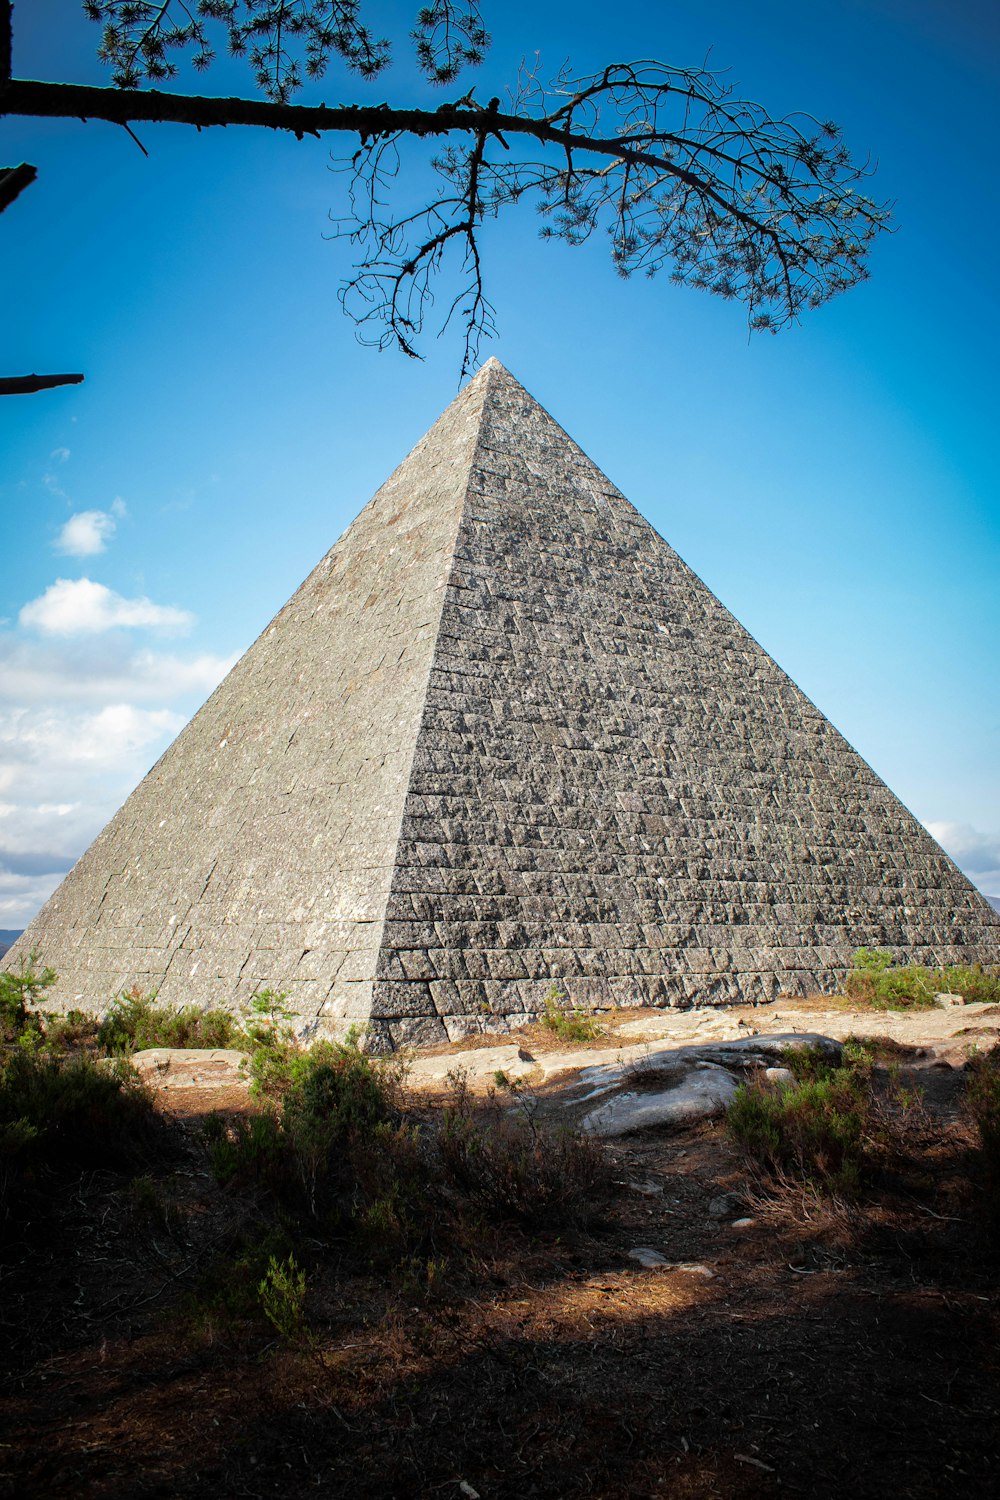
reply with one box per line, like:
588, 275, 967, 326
2, 51, 891, 364
0, 373, 86, 396
0, 160, 36, 213
1, 0, 11, 88
1, 76, 505, 138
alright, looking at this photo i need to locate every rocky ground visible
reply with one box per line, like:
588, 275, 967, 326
1, 997, 998, 1499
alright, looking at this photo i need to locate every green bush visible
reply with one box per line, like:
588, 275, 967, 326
727, 1043, 881, 1196
43, 1009, 100, 1051
185, 1227, 295, 1332
438, 1081, 612, 1227
842, 950, 1000, 1009
258, 1253, 308, 1344
0, 949, 56, 1044
935, 963, 1000, 1005
205, 1038, 406, 1231
98, 987, 244, 1053
844, 951, 937, 1009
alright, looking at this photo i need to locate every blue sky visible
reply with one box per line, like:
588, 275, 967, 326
1, 0, 998, 927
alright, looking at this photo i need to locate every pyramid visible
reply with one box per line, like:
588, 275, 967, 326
10, 360, 999, 1048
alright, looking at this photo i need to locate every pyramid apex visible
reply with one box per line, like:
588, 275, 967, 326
467, 354, 514, 384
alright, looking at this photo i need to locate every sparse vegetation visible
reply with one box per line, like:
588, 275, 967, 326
726, 1038, 924, 1197
965, 1044, 1000, 1239
5, 952, 1000, 1497
539, 984, 605, 1043
842, 948, 1000, 1009
97, 986, 246, 1053
438, 1076, 612, 1227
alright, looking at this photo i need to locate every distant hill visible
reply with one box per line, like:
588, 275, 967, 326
990, 896, 1000, 916
0, 930, 23, 961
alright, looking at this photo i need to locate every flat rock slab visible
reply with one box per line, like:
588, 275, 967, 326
582, 1064, 740, 1137
129, 1048, 248, 1088
405, 1044, 536, 1086
551, 1031, 840, 1109
614, 1009, 766, 1044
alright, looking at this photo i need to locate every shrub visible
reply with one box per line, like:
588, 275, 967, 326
727, 1069, 868, 1195
539, 984, 604, 1043
934, 963, 1000, 1006
842, 950, 1000, 1009
965, 1047, 1000, 1238
728, 1043, 881, 1195
843, 951, 937, 1009
44, 1009, 100, 1051
437, 1080, 612, 1227
0, 949, 56, 1044
0, 1047, 166, 1216
98, 987, 244, 1053
240, 990, 307, 1097
205, 1038, 407, 1232
185, 1227, 295, 1332
258, 1253, 308, 1344
728, 1039, 927, 1198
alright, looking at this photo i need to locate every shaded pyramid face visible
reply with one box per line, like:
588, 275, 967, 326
11, 361, 999, 1047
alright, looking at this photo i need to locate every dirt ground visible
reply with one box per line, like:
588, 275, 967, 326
1, 1007, 998, 1499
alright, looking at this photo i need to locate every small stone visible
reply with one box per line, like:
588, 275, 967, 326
628, 1247, 669, 1269
730, 1217, 756, 1230
935, 993, 965, 1008
764, 1066, 795, 1086
629, 1179, 664, 1197
708, 1193, 741, 1219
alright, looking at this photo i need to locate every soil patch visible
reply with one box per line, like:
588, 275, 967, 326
2, 1034, 998, 1500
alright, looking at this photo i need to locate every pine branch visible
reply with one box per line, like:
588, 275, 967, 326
0, 373, 86, 396
0, 161, 36, 213
2, 50, 891, 364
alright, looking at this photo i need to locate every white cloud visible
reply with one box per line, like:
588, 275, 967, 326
926, 820, 1000, 897
50, 447, 71, 464
0, 635, 235, 706
0, 870, 65, 929
0, 704, 185, 770
54, 509, 117, 557
0, 618, 237, 926
0, 703, 191, 926
19, 577, 194, 636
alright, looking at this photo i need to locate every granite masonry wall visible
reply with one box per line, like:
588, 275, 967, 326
366, 364, 1000, 1046
9, 360, 999, 1043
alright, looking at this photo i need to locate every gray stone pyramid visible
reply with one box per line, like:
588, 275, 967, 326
10, 360, 999, 1046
